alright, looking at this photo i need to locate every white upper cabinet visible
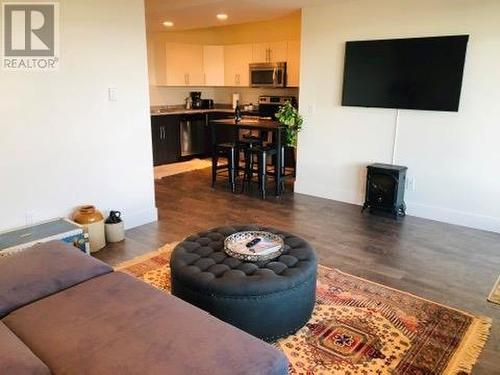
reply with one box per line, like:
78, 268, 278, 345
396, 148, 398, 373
269, 42, 288, 63
165, 43, 204, 86
152, 40, 300, 87
252, 43, 269, 63
286, 40, 301, 87
203, 45, 225, 86
252, 42, 288, 63
224, 44, 253, 86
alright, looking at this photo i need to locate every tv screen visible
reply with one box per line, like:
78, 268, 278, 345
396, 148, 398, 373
342, 35, 469, 112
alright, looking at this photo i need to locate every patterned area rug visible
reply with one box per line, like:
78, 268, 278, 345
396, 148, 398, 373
116, 243, 491, 375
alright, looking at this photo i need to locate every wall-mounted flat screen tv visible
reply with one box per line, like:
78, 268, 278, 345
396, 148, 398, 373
342, 35, 469, 112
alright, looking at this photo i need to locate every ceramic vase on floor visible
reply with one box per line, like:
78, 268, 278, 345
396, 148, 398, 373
73, 205, 106, 253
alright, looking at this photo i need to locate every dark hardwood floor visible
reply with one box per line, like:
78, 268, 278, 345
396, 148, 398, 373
95, 169, 500, 374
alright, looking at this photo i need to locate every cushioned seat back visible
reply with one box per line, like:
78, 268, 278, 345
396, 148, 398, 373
0, 240, 112, 318
0, 321, 50, 374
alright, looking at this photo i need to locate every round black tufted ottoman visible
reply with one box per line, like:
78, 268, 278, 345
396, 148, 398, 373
170, 225, 317, 342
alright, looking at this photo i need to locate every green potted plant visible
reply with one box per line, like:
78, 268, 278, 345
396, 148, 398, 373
275, 102, 304, 147
275, 102, 304, 172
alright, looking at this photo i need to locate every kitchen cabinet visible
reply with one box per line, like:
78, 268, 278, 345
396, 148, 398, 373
151, 40, 300, 88
165, 43, 204, 86
203, 45, 225, 86
252, 42, 288, 63
286, 40, 301, 87
151, 38, 167, 85
147, 39, 157, 85
151, 115, 181, 166
224, 44, 253, 86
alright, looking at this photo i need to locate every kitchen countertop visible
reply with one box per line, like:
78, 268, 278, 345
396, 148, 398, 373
210, 118, 282, 130
150, 105, 259, 117
151, 108, 232, 116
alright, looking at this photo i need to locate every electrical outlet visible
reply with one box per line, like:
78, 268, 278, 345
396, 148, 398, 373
305, 104, 315, 116
108, 87, 118, 102
25, 211, 35, 225
405, 177, 416, 192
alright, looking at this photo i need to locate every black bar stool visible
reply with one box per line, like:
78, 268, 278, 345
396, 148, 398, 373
242, 145, 278, 199
270, 144, 291, 194
211, 143, 238, 193
210, 122, 240, 194
238, 129, 269, 190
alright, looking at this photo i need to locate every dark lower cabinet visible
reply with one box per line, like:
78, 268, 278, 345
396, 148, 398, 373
151, 115, 181, 166
151, 111, 237, 167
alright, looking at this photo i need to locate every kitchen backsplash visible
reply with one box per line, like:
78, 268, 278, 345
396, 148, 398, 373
149, 86, 299, 107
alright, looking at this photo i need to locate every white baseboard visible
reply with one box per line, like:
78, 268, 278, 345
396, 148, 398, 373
295, 183, 362, 206
124, 206, 158, 230
406, 202, 500, 234
295, 183, 500, 234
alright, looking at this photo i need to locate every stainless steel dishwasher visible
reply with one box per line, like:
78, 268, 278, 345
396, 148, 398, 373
180, 114, 207, 158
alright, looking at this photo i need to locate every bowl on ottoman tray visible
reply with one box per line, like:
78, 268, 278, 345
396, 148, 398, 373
170, 225, 318, 341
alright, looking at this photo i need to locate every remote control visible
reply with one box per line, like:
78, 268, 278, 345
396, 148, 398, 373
246, 238, 261, 248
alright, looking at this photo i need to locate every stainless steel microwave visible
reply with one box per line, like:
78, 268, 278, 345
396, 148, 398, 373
249, 62, 287, 88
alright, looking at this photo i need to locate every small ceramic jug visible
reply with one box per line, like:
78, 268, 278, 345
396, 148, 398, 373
105, 211, 125, 243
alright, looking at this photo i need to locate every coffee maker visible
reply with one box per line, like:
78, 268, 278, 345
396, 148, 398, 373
190, 91, 203, 109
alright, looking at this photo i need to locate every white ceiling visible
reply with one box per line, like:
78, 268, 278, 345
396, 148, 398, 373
145, 0, 329, 32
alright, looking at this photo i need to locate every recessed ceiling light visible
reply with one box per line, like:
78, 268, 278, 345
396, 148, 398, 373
216, 14, 228, 21
163, 21, 174, 27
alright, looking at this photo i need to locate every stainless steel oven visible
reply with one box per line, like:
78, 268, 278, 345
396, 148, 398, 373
250, 62, 287, 88
258, 95, 297, 119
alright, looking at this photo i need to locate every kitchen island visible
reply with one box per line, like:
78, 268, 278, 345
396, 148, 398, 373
209, 118, 285, 197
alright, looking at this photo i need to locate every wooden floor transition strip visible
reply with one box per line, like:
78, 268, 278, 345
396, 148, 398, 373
487, 275, 500, 305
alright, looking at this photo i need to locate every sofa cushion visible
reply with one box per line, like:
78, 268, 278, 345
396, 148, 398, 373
0, 240, 112, 318
3, 272, 288, 375
0, 321, 50, 375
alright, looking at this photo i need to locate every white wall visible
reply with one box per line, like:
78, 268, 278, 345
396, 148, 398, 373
0, 0, 157, 231
297, 0, 500, 233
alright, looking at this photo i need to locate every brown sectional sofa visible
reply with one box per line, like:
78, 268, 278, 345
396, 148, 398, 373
0, 241, 288, 374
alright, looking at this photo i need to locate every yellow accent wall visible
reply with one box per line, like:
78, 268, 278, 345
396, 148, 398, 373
148, 11, 301, 45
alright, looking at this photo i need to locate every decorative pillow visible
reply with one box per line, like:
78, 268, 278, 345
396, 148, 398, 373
0, 240, 112, 318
